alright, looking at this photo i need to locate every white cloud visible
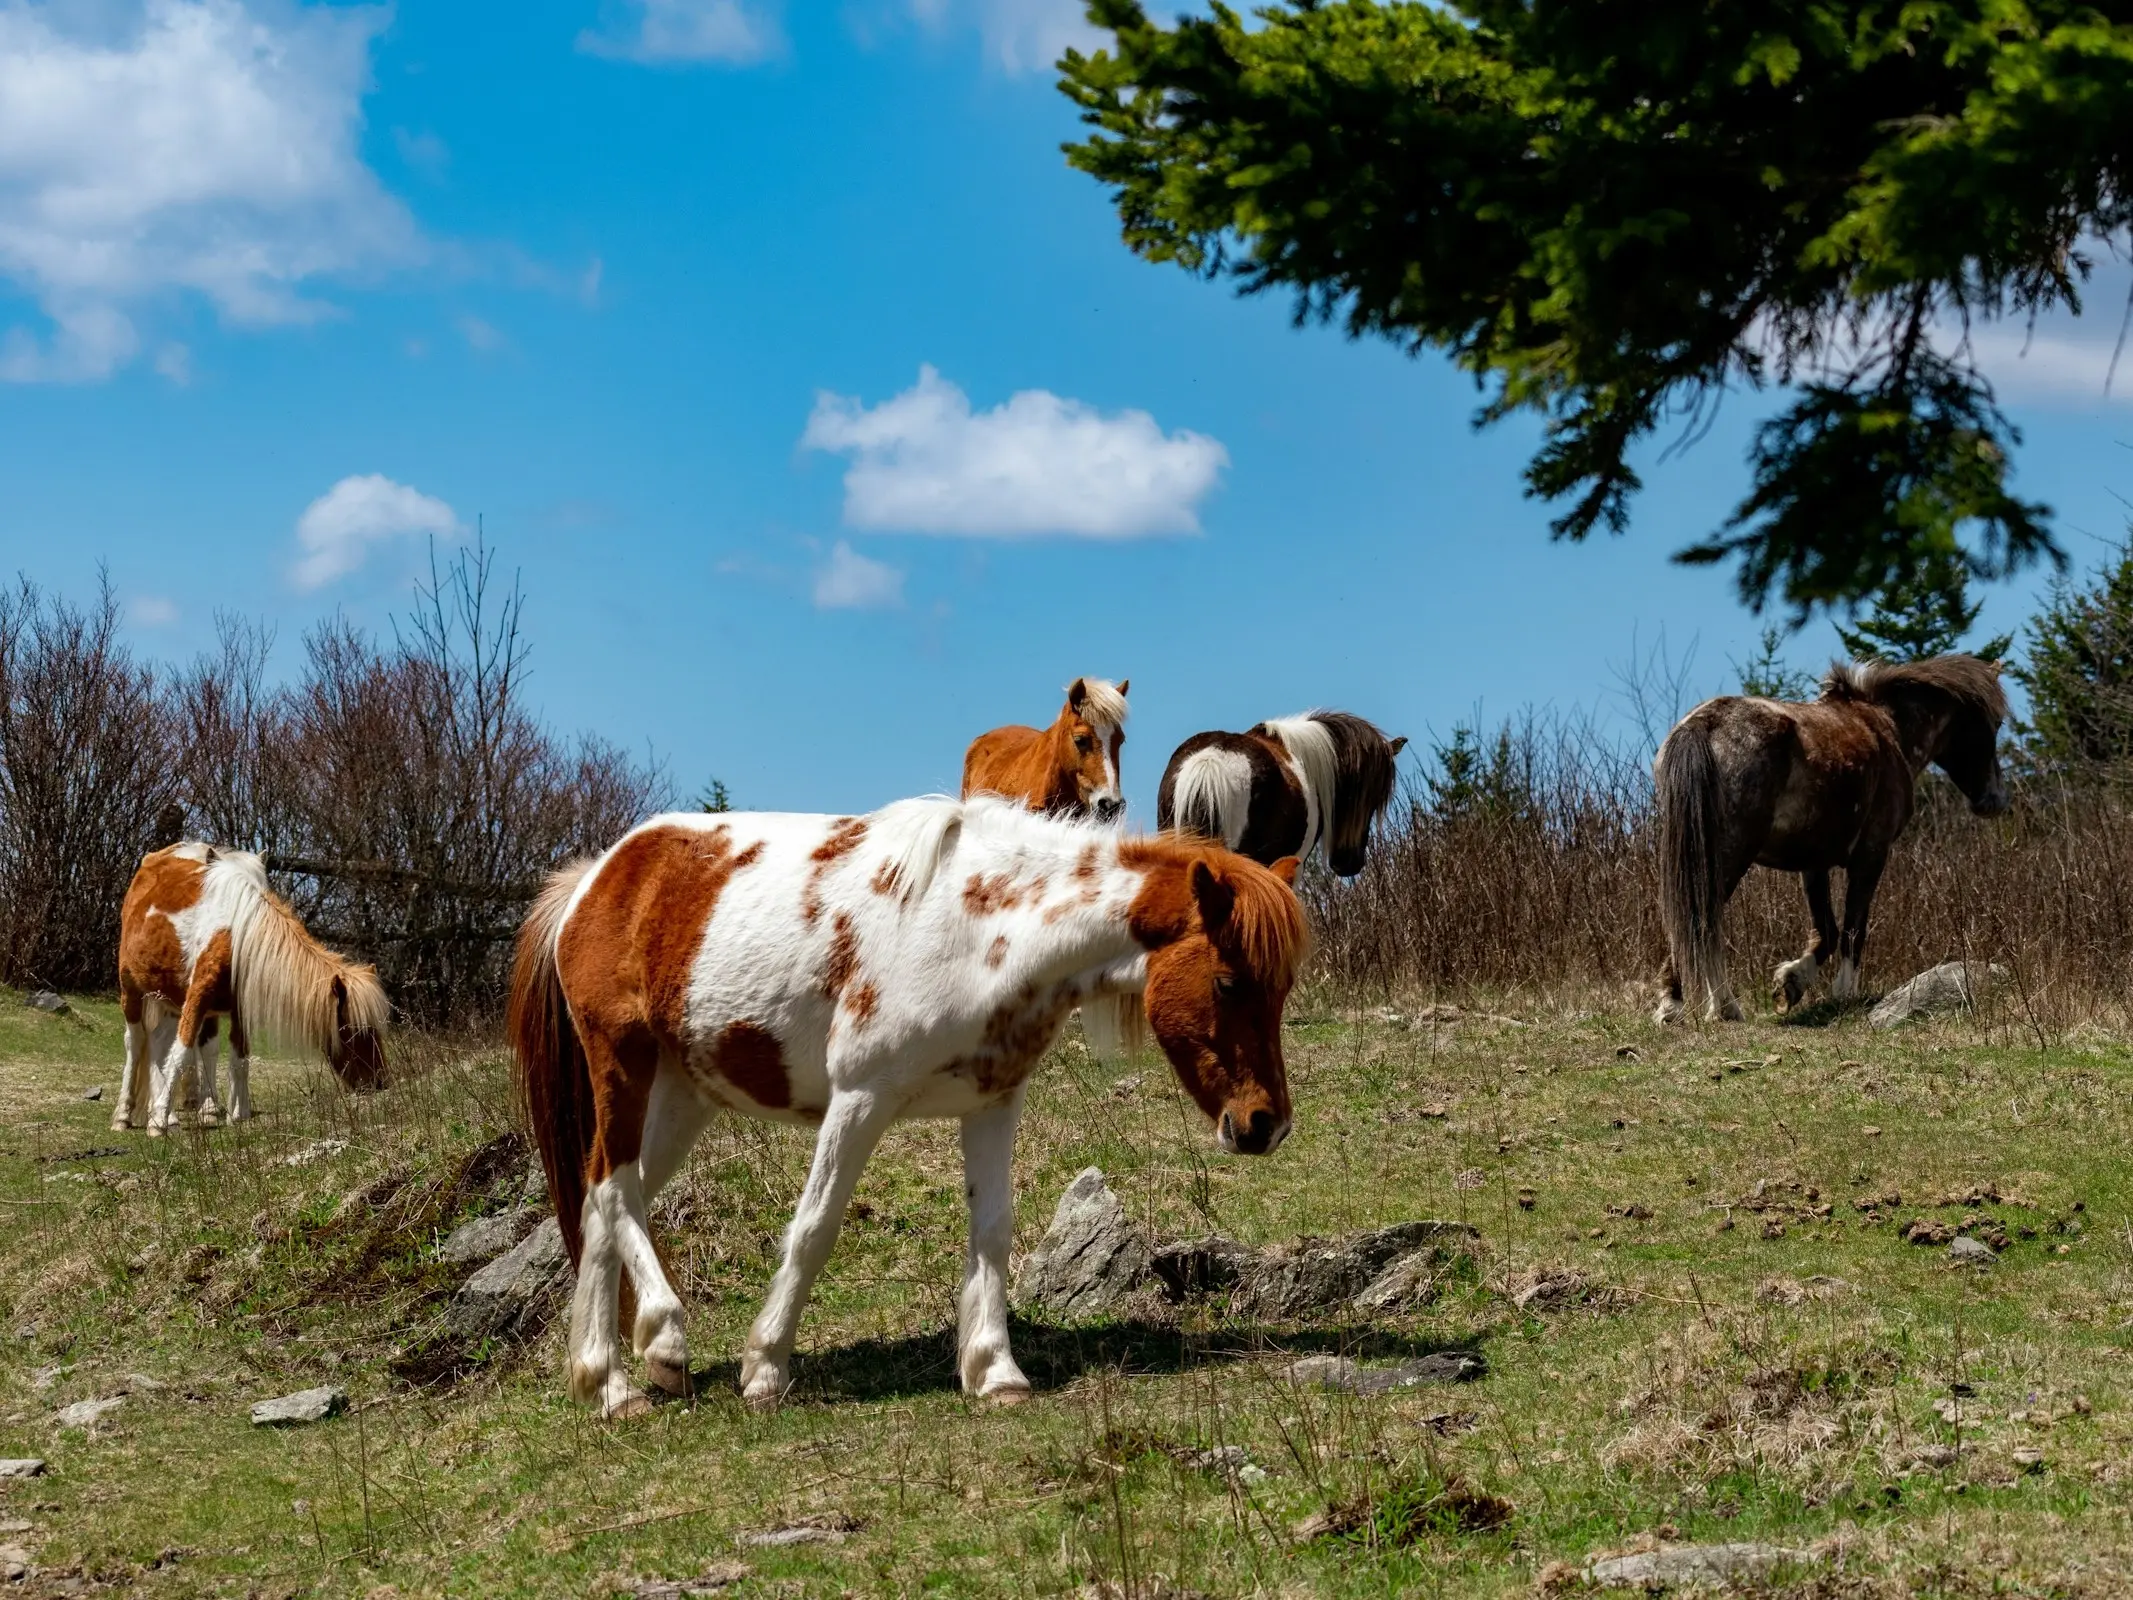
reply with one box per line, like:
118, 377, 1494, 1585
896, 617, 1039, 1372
293, 473, 461, 590
0, 0, 420, 384
128, 595, 179, 625
153, 342, 191, 384
907, 0, 1100, 73
578, 0, 783, 64
1966, 322, 2133, 408
457, 314, 504, 352
393, 126, 450, 182
802, 364, 1228, 539
580, 256, 604, 308
812, 541, 905, 610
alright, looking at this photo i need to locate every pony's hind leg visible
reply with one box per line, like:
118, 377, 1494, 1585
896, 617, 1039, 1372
564, 1029, 659, 1418
116, 992, 148, 1132
740, 1088, 894, 1412
617, 1063, 712, 1398
227, 1016, 253, 1122
1833, 850, 1888, 1000
1775, 871, 1840, 1010
146, 1027, 196, 1138
957, 1092, 1032, 1402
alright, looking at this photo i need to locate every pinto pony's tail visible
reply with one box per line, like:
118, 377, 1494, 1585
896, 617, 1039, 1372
1654, 720, 1725, 1018
511, 859, 596, 1268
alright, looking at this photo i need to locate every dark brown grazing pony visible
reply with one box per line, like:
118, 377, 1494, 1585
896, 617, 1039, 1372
1157, 711, 1406, 877
961, 677, 1129, 820
1654, 654, 2010, 1024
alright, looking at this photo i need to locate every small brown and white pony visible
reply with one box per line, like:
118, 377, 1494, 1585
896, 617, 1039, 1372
510, 795, 1305, 1417
1654, 654, 2010, 1024
961, 677, 1129, 820
114, 843, 390, 1134
1158, 712, 1407, 878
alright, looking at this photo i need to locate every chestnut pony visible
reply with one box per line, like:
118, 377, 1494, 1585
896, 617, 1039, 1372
511, 795, 1305, 1416
1654, 654, 2009, 1024
113, 842, 389, 1134
962, 677, 1129, 820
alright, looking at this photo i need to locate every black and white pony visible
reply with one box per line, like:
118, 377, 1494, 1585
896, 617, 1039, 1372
1157, 712, 1406, 878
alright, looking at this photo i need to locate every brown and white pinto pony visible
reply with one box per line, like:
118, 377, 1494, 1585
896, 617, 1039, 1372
961, 677, 1129, 820
1158, 712, 1407, 878
1655, 653, 2010, 1024
114, 843, 390, 1134
510, 795, 1305, 1417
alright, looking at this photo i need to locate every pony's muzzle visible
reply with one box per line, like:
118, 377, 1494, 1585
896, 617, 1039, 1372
1973, 786, 2012, 819
1217, 1106, 1289, 1156
1093, 795, 1125, 823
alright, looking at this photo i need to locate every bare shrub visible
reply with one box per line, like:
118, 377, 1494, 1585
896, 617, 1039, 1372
0, 574, 176, 990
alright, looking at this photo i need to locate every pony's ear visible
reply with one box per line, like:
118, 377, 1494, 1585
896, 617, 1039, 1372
1269, 855, 1301, 885
1117, 677, 1130, 697
1190, 859, 1236, 931
1066, 677, 1088, 712
1388, 735, 1409, 757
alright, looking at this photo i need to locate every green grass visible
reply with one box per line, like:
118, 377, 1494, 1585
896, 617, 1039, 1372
3, 979, 2133, 1596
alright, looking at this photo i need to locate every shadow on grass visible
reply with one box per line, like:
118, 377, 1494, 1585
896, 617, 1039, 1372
1777, 994, 1880, 1029
683, 1318, 1495, 1405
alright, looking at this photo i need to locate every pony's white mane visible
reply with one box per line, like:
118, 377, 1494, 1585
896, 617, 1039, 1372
201, 850, 387, 1059
1262, 713, 1340, 863
1169, 746, 1252, 848
1074, 677, 1130, 733
865, 795, 968, 908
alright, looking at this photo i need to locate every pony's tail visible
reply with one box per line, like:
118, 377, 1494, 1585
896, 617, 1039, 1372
1167, 747, 1249, 848
1655, 721, 1725, 1017
511, 859, 596, 1268
1080, 992, 1146, 1062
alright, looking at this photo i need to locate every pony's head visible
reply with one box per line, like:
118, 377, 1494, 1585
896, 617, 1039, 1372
1831, 654, 2011, 817
1316, 713, 1408, 877
1124, 841, 1308, 1155
328, 969, 390, 1090
1053, 677, 1129, 822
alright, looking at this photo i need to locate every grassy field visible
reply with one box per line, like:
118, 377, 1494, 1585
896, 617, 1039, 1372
2, 977, 2131, 1597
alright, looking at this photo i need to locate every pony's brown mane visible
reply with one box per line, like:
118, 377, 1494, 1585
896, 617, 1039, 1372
1311, 711, 1399, 842
1131, 833, 1312, 985
1821, 654, 2008, 723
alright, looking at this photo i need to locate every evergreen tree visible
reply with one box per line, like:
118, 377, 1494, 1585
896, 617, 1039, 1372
696, 778, 732, 814
1058, 0, 2121, 612
1731, 625, 1815, 700
1834, 551, 2011, 662
2013, 540, 2133, 769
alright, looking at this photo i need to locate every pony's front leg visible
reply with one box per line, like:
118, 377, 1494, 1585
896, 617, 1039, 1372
1834, 850, 1888, 1000
958, 1091, 1031, 1403
145, 1029, 196, 1138
1775, 871, 1839, 1009
740, 1089, 893, 1412
226, 1018, 253, 1123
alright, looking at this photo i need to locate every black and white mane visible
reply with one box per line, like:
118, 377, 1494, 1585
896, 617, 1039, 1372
1156, 710, 1405, 878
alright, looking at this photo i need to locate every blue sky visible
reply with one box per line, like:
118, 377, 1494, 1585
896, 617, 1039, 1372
4, 0, 2133, 819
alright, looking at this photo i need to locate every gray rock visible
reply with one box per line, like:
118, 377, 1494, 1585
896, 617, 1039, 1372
280, 1139, 348, 1167
27, 991, 67, 1015
626, 1565, 751, 1597
1148, 1235, 1257, 1301
53, 1397, 123, 1429
1948, 1235, 1998, 1266
0, 1542, 27, 1581
1352, 1251, 1440, 1313
1279, 1352, 1484, 1393
437, 1209, 535, 1266
736, 1524, 850, 1549
1587, 1542, 1817, 1589
451, 1216, 570, 1339
1869, 962, 2009, 1029
1012, 1169, 1152, 1319
1233, 1221, 1475, 1321
250, 1386, 347, 1426
521, 1159, 549, 1205
0, 1461, 44, 1479
81, 1086, 102, 1102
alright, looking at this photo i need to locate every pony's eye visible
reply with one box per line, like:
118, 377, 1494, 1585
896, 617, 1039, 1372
1074, 734, 1095, 754
1214, 973, 1237, 996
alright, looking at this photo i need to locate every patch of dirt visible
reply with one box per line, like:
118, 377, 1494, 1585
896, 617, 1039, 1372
1293, 1472, 1514, 1546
